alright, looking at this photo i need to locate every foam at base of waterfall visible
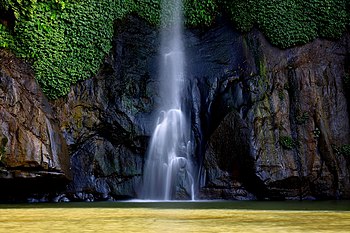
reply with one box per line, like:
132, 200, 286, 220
142, 108, 194, 200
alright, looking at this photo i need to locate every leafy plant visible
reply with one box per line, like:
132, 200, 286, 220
184, 0, 218, 27
332, 144, 350, 158
340, 145, 350, 157
278, 90, 285, 101
218, 0, 349, 47
1, 0, 127, 98
131, 0, 161, 26
313, 127, 321, 139
0, 24, 14, 48
218, 0, 256, 32
279, 136, 295, 150
295, 111, 309, 125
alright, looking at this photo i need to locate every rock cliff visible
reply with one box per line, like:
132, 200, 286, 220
201, 30, 350, 200
0, 16, 349, 201
0, 50, 69, 202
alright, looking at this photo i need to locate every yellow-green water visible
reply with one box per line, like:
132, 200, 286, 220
0, 201, 349, 233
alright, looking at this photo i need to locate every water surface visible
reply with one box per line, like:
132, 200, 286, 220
0, 201, 349, 233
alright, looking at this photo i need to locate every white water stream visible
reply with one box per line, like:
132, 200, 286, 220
141, 0, 194, 200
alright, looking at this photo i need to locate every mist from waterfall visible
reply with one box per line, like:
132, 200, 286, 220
141, 0, 194, 200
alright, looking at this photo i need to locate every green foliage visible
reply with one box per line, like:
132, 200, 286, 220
0, 0, 218, 99
279, 136, 295, 150
219, 0, 256, 32
295, 111, 309, 125
334, 144, 350, 157
0, 0, 349, 98
0, 24, 14, 48
130, 0, 160, 26
257, 0, 317, 47
0, 0, 131, 98
303, 0, 348, 39
0, 0, 163, 98
0, 0, 38, 19
184, 0, 218, 27
340, 145, 350, 157
218, 0, 349, 47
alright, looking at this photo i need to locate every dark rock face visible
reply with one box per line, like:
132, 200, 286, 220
51, 16, 160, 200
0, 50, 69, 202
53, 16, 350, 200
1, 15, 349, 201
200, 30, 350, 200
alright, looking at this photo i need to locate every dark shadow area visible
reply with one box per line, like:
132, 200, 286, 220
0, 7, 15, 30
0, 175, 69, 203
1, 200, 350, 211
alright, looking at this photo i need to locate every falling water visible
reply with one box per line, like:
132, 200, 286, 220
141, 0, 194, 200
45, 117, 58, 168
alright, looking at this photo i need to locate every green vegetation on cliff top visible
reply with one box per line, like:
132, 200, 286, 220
0, 0, 349, 99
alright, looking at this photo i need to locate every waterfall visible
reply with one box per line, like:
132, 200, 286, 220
45, 117, 59, 168
141, 0, 194, 200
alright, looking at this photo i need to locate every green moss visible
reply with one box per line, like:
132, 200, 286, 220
259, 59, 267, 78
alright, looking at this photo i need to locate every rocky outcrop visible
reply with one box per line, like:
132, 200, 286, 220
0, 49, 69, 202
1, 15, 349, 201
51, 16, 160, 201
51, 16, 350, 200
201, 30, 350, 200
